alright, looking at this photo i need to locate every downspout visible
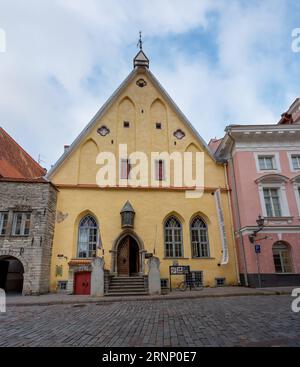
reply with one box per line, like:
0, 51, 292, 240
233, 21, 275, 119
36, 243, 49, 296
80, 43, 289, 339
227, 133, 249, 286
223, 162, 241, 285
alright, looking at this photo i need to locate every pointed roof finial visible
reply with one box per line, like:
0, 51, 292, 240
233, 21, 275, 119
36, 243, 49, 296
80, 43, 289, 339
133, 31, 149, 69
138, 31, 143, 50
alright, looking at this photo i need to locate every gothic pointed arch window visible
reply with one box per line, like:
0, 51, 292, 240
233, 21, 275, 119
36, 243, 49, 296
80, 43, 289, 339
164, 216, 183, 258
77, 215, 99, 258
190, 217, 210, 258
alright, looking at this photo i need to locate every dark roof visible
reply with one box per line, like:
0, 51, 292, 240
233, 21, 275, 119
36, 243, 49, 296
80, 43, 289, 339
120, 201, 135, 213
0, 127, 46, 180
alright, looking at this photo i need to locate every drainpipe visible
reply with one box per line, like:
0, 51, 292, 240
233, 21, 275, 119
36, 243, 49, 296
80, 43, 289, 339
224, 162, 241, 285
227, 133, 249, 286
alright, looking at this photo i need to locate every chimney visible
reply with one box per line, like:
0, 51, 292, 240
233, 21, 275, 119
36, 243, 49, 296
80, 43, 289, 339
64, 145, 70, 153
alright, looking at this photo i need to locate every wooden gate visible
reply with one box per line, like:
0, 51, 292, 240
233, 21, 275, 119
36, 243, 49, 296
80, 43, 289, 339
74, 272, 91, 295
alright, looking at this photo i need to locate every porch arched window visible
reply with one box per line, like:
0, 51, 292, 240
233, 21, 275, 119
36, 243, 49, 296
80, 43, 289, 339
272, 242, 292, 273
191, 217, 210, 258
164, 216, 183, 258
77, 215, 98, 258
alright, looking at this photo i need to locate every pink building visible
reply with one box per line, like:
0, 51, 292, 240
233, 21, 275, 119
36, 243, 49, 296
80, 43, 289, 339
213, 99, 300, 287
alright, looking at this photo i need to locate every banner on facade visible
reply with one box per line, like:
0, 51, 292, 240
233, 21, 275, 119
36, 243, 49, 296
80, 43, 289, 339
215, 189, 229, 265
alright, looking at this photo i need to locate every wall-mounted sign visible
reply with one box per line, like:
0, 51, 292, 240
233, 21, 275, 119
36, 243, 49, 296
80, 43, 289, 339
255, 245, 261, 254
169, 265, 190, 275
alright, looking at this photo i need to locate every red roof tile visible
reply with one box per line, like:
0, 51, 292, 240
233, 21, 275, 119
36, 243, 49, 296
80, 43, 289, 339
208, 138, 222, 153
0, 127, 46, 179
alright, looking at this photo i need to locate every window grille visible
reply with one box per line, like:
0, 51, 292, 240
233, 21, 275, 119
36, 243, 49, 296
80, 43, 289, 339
78, 215, 98, 258
164, 216, 183, 258
191, 217, 210, 258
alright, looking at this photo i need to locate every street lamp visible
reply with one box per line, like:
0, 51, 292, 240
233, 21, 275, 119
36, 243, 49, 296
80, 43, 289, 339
248, 215, 265, 288
249, 215, 265, 243
256, 215, 265, 229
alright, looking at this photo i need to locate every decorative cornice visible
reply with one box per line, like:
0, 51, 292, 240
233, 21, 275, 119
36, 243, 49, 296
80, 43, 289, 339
54, 183, 229, 193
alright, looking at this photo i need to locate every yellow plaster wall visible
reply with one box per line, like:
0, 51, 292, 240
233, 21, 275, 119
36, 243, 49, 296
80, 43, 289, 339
50, 68, 238, 291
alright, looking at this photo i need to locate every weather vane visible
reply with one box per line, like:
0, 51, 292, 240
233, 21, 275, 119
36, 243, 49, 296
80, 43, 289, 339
137, 31, 143, 50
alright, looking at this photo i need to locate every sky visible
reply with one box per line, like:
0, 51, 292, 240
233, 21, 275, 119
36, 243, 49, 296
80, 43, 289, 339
0, 0, 300, 169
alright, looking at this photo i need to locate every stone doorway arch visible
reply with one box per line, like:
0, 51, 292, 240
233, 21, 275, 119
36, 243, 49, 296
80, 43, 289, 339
110, 230, 146, 276
0, 256, 24, 294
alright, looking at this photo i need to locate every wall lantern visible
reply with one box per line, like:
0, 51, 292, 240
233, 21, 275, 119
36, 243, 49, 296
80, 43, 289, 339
256, 215, 265, 229
120, 201, 135, 228
249, 215, 265, 243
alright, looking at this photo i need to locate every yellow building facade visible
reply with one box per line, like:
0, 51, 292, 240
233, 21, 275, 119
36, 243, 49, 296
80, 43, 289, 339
48, 50, 239, 295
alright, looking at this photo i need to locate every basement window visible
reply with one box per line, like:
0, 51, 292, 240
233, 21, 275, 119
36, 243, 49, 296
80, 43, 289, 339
57, 281, 68, 292
161, 279, 169, 288
215, 277, 226, 287
191, 271, 204, 285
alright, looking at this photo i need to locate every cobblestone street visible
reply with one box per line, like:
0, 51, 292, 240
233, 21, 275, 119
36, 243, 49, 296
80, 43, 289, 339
0, 295, 299, 347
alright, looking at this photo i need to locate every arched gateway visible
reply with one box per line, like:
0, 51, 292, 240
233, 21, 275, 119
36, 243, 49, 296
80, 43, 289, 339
110, 231, 146, 276
0, 256, 24, 293
117, 235, 140, 276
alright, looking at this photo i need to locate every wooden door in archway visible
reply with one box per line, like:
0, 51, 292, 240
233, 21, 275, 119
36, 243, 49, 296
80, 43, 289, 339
117, 236, 130, 276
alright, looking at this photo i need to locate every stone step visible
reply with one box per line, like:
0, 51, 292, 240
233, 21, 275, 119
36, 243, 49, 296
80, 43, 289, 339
106, 291, 149, 297
110, 281, 145, 285
109, 282, 144, 287
109, 284, 146, 289
107, 276, 148, 297
108, 287, 147, 292
112, 277, 144, 281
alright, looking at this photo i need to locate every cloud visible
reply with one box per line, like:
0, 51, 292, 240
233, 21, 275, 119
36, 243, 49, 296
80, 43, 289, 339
0, 0, 299, 168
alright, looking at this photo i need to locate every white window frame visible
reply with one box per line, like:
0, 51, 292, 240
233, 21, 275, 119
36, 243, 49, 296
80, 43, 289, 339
0, 212, 8, 236
293, 182, 300, 216
258, 183, 290, 218
272, 243, 293, 273
254, 152, 281, 173
12, 212, 31, 236
287, 152, 300, 172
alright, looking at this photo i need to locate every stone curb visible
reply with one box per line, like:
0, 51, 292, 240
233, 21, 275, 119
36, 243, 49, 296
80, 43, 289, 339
6, 289, 292, 308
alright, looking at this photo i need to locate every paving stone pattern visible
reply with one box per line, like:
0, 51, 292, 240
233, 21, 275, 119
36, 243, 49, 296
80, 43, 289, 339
0, 295, 299, 347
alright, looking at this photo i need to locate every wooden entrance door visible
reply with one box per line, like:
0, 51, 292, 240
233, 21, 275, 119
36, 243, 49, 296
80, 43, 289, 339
117, 236, 130, 276
117, 236, 140, 276
74, 272, 91, 295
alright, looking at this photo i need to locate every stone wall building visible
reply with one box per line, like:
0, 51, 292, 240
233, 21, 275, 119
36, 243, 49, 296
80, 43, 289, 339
0, 128, 57, 295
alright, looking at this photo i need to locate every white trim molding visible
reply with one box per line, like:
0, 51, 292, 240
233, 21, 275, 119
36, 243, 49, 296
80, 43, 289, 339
287, 151, 300, 173
254, 152, 281, 173
293, 182, 300, 216
257, 182, 290, 218
238, 226, 300, 235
